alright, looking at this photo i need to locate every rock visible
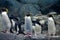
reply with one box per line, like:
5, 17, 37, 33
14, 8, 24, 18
0, 33, 24, 40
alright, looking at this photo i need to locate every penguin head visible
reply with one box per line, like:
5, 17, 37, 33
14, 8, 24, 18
47, 14, 53, 18
0, 8, 8, 14
26, 13, 31, 17
25, 12, 32, 17
47, 12, 57, 17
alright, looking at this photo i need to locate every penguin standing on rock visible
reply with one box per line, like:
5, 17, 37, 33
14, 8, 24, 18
9, 16, 19, 34
24, 13, 33, 36
48, 14, 56, 36
0, 8, 11, 33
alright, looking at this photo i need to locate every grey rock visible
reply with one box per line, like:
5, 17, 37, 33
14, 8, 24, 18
0, 33, 24, 40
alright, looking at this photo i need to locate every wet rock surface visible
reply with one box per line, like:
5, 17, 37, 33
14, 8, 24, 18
0, 32, 24, 40
0, 32, 60, 40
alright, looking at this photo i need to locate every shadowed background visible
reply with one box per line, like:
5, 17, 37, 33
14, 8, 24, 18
0, 0, 60, 20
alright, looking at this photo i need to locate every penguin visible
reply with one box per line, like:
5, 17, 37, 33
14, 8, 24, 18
9, 15, 19, 34
24, 13, 33, 36
10, 19, 15, 33
32, 23, 41, 38
0, 8, 11, 33
35, 23, 41, 35
48, 14, 56, 36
